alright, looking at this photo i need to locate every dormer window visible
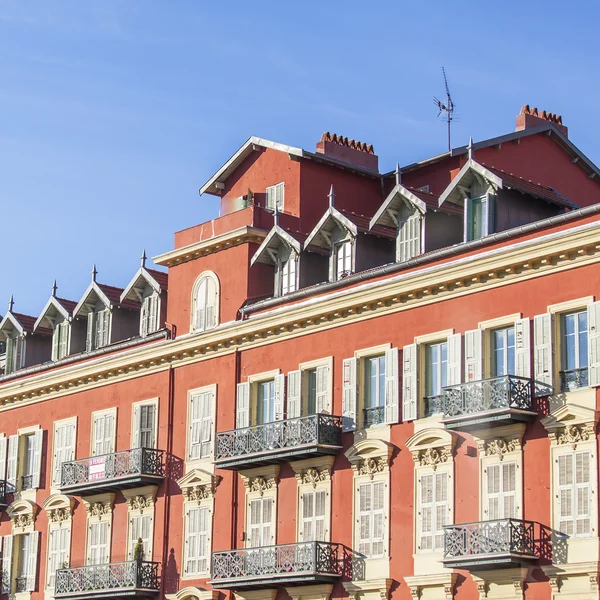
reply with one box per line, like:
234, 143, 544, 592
52, 321, 70, 361
86, 308, 110, 352
266, 182, 284, 211
140, 293, 159, 337
5, 335, 25, 375
335, 240, 353, 280
278, 254, 297, 296
466, 193, 495, 241
192, 272, 219, 333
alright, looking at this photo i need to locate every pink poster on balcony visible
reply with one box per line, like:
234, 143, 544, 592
89, 456, 107, 481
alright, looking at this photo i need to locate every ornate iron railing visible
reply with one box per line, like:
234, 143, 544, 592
15, 576, 28, 593
444, 519, 537, 560
363, 406, 385, 428
560, 367, 589, 392
0, 479, 7, 505
211, 542, 341, 584
216, 414, 342, 462
441, 376, 534, 418
60, 448, 165, 489
424, 395, 442, 417
21, 474, 34, 491
55, 560, 160, 596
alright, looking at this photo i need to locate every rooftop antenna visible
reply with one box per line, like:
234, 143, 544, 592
433, 67, 456, 152
140, 249, 147, 269
328, 184, 335, 208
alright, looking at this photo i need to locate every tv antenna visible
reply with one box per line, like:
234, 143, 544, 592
433, 67, 456, 151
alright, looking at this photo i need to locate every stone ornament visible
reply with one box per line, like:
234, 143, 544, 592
126, 495, 155, 513
557, 423, 593, 449
295, 467, 330, 488
11, 513, 33, 529
354, 457, 388, 479
244, 476, 277, 496
48, 507, 72, 523
86, 502, 112, 520
413, 446, 451, 469
484, 438, 517, 460
182, 483, 215, 503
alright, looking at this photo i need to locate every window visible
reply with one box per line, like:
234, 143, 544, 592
257, 380, 276, 425
192, 273, 219, 333
87, 521, 109, 565
306, 368, 317, 415
52, 321, 70, 361
357, 480, 385, 558
188, 387, 215, 462
7, 429, 43, 493
248, 497, 273, 547
287, 360, 332, 419
133, 402, 156, 449
92, 410, 116, 456
184, 506, 210, 576
561, 310, 589, 391
397, 208, 422, 263
491, 326, 516, 377
52, 420, 76, 487
5, 335, 25, 374
140, 293, 160, 337
557, 451, 591, 537
279, 256, 297, 296
418, 471, 448, 552
300, 489, 327, 541
466, 193, 495, 241
47, 526, 70, 588
236, 374, 284, 429
485, 462, 516, 520
15, 532, 38, 593
128, 514, 152, 560
363, 355, 385, 428
335, 241, 353, 280
86, 309, 110, 352
266, 182, 284, 211
425, 341, 448, 403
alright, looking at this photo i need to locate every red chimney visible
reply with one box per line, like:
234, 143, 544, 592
516, 105, 568, 138
316, 132, 379, 171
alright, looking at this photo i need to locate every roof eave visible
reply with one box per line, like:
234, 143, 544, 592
73, 282, 112, 318
33, 297, 70, 332
120, 268, 162, 304
250, 227, 302, 267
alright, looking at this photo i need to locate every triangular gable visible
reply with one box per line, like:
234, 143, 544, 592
369, 184, 427, 230
438, 159, 503, 208
34, 296, 72, 332
250, 226, 303, 267
0, 312, 24, 337
73, 281, 112, 318
541, 403, 599, 433
304, 206, 358, 252
120, 267, 165, 304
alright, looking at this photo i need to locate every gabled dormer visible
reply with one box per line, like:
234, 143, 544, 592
304, 186, 395, 283
72, 266, 140, 353
0, 297, 52, 375
33, 281, 77, 361
438, 141, 577, 242
120, 252, 168, 337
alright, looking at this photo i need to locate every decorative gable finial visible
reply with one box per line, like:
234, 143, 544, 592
51, 280, 58, 297
395, 162, 402, 186
468, 136, 474, 160
7, 295, 14, 312
140, 249, 147, 269
273, 202, 279, 227
328, 184, 335, 208
91, 264, 98, 282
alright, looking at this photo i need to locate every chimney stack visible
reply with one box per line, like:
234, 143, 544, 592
516, 105, 568, 138
316, 132, 379, 171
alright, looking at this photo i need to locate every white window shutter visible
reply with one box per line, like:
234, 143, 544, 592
32, 428, 43, 488
26, 530, 39, 591
59, 322, 69, 358
52, 327, 61, 361
402, 344, 417, 421
316, 364, 330, 413
133, 405, 141, 448
5, 338, 13, 374
588, 302, 600, 387
189, 394, 202, 460
200, 392, 213, 458
287, 371, 301, 419
149, 294, 159, 333
2, 535, 13, 594
447, 333, 462, 386
140, 297, 149, 337
266, 185, 275, 210
515, 318, 531, 379
464, 329, 482, 382
397, 213, 422, 262
534, 313, 553, 396
15, 337, 24, 370
384, 347, 399, 424
7, 435, 18, 492
342, 358, 357, 431
274, 373, 285, 420
236, 382, 250, 429
0, 437, 7, 481
86, 312, 95, 352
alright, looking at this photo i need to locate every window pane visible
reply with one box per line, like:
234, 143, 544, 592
307, 369, 317, 414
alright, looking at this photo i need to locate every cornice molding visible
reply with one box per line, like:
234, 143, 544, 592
1, 222, 600, 409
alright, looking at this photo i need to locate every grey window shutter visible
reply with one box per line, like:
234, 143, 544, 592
402, 344, 417, 421
2, 535, 13, 594
26, 530, 40, 591
32, 428, 44, 489
236, 382, 250, 429
342, 358, 357, 431
7, 435, 18, 492
588, 302, 600, 387
86, 312, 95, 352
447, 333, 462, 386
0, 437, 7, 481
287, 370, 301, 419
515, 318, 531, 378
384, 348, 399, 424
464, 329, 482, 382
315, 364, 330, 413
533, 313, 553, 396
274, 374, 285, 420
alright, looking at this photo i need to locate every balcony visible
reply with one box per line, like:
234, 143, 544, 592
215, 414, 343, 470
60, 448, 165, 495
210, 542, 342, 590
441, 375, 537, 431
560, 367, 589, 392
55, 560, 160, 599
443, 519, 539, 570
0, 480, 8, 510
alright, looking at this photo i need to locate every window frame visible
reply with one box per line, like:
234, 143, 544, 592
334, 239, 353, 281
190, 271, 220, 334
90, 408, 117, 457
131, 399, 159, 450
51, 417, 77, 490
465, 191, 495, 242
355, 344, 392, 429
266, 182, 285, 212
186, 385, 217, 465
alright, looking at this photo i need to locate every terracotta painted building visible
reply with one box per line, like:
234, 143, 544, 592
2, 105, 600, 600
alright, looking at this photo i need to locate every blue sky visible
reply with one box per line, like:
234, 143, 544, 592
1, 0, 599, 315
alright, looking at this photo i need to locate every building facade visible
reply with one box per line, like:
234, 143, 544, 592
1, 105, 600, 600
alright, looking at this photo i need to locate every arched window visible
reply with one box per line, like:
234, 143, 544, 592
191, 272, 219, 333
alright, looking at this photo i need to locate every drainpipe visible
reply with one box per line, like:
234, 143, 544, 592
229, 348, 241, 599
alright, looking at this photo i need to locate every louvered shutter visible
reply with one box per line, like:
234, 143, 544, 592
486, 464, 501, 520
0, 437, 7, 481
464, 329, 482, 382
515, 318, 531, 378
31, 428, 43, 488
140, 297, 149, 337
5, 338, 14, 374
134, 404, 156, 449
342, 358, 357, 431
358, 483, 371, 556
7, 435, 18, 492
266, 186, 275, 210
434, 472, 448, 550
200, 392, 213, 458
419, 473, 433, 551
384, 347, 399, 424
189, 394, 202, 460
316, 364, 330, 413
95, 311, 105, 348
287, 371, 301, 419
236, 383, 250, 429
397, 213, 422, 262
14, 337, 24, 370
205, 278, 217, 330
557, 454, 574, 536
53, 422, 76, 486
59, 322, 69, 358
185, 507, 198, 575
2, 535, 13, 594
534, 313, 553, 395
587, 302, 600, 387
86, 312, 95, 351
274, 374, 285, 420
26, 530, 39, 591
402, 344, 417, 421
447, 333, 462, 386
502, 462, 517, 519
195, 279, 206, 332
149, 295, 159, 333
52, 327, 61, 361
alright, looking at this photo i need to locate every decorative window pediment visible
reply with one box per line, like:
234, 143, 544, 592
7, 499, 38, 533
165, 587, 219, 600
42, 493, 74, 523
122, 486, 157, 514
177, 469, 218, 503
406, 427, 456, 468
82, 493, 115, 521
345, 438, 393, 477
541, 403, 599, 438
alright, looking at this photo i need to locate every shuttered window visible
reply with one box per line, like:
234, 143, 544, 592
92, 412, 115, 456
280, 256, 297, 295
47, 526, 70, 587
88, 521, 110, 565
17, 531, 39, 592
266, 182, 284, 211
486, 462, 517, 520
185, 506, 210, 576
418, 471, 448, 552
491, 326, 516, 377
256, 380, 276, 425
357, 481, 386, 558
140, 294, 159, 337
128, 514, 152, 560
1, 535, 12, 594
557, 451, 591, 537
335, 241, 353, 280
189, 391, 213, 461
52, 321, 70, 361
248, 497, 273, 548
193, 275, 218, 332
300, 489, 327, 542
133, 404, 156, 449
397, 211, 422, 262
53, 421, 76, 486
425, 341, 448, 397
5, 336, 24, 374
561, 310, 589, 391
95, 309, 110, 349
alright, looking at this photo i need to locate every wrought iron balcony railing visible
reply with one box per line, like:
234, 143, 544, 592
560, 367, 589, 392
15, 576, 28, 593
60, 448, 165, 494
55, 560, 160, 598
215, 414, 343, 470
363, 406, 385, 428
211, 541, 342, 589
0, 480, 7, 507
441, 375, 536, 430
443, 519, 539, 570
424, 395, 442, 417
21, 474, 34, 491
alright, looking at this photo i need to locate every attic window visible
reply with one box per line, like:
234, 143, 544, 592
335, 240, 353, 280
466, 193, 495, 241
416, 185, 430, 193
140, 293, 160, 337
5, 335, 25, 374
266, 182, 284, 211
